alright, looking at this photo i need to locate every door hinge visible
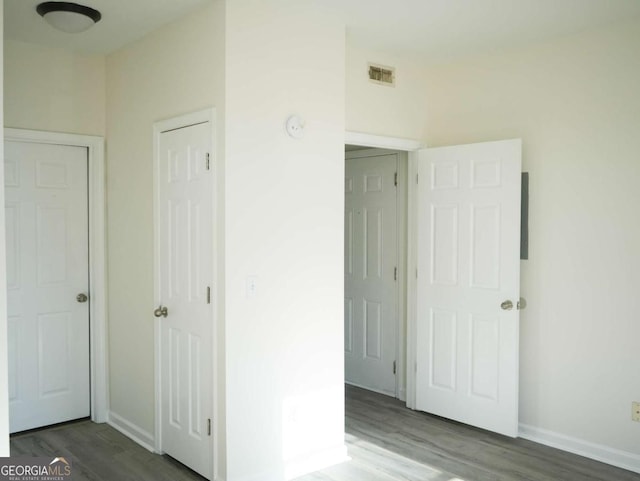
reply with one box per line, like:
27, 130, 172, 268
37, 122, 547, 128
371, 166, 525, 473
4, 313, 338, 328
393, 360, 397, 375
206, 286, 211, 304
394, 172, 398, 186
207, 418, 212, 436
416, 268, 418, 279
206, 153, 210, 170
416, 173, 419, 184
394, 267, 397, 281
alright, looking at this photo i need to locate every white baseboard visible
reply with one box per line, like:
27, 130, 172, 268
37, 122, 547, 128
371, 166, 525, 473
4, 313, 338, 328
284, 445, 350, 480
345, 381, 396, 398
108, 411, 156, 453
519, 423, 640, 474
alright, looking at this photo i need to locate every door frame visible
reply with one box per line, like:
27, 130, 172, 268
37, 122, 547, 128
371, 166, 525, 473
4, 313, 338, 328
152, 108, 217, 474
4, 127, 108, 423
345, 132, 422, 405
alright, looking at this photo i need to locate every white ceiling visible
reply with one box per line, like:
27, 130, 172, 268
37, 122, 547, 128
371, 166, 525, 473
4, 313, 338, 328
4, 0, 213, 54
4, 0, 640, 58
337, 0, 640, 61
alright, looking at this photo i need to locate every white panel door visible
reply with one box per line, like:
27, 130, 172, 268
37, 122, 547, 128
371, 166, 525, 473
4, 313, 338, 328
5, 140, 90, 433
157, 122, 213, 479
415, 139, 521, 437
345, 153, 398, 396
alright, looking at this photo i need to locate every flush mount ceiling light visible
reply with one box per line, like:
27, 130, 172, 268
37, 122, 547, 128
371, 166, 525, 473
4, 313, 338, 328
36, 2, 102, 33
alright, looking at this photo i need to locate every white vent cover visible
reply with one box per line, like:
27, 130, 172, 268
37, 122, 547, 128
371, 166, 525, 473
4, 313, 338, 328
368, 63, 395, 86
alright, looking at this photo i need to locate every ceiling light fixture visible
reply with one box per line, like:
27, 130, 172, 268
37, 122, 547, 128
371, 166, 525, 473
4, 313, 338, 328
36, 2, 101, 34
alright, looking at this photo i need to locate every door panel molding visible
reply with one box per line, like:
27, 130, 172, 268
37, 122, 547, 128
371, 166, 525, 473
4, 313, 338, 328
4, 127, 108, 424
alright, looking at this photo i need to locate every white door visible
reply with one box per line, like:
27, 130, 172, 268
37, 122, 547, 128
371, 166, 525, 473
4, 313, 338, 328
415, 139, 521, 437
5, 140, 90, 433
345, 152, 398, 396
157, 121, 214, 479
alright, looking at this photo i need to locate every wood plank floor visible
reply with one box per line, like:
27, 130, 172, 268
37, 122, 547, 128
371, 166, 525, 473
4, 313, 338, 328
10, 420, 205, 481
298, 386, 640, 481
10, 385, 640, 481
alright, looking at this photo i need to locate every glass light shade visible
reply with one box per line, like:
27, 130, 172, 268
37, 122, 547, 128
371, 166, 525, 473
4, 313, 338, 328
36, 2, 101, 34
42, 10, 96, 33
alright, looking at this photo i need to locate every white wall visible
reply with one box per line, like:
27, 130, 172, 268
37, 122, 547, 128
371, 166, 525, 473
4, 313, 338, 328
420, 19, 640, 466
224, 1, 346, 479
4, 40, 105, 135
105, 1, 225, 452
1, 23, 103, 456
346, 41, 428, 141
0, 0, 9, 457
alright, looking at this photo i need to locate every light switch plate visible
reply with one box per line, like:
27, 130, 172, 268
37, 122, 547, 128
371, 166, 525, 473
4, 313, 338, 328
246, 276, 258, 299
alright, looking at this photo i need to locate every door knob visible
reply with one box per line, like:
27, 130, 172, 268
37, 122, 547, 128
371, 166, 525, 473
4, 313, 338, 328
76, 293, 88, 303
517, 298, 527, 310
154, 306, 168, 318
500, 300, 513, 311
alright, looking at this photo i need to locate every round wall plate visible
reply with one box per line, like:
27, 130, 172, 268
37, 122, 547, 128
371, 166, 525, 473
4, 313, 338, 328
285, 115, 305, 139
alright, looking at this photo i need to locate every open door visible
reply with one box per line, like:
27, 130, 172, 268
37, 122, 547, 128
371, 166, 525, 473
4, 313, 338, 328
415, 139, 521, 437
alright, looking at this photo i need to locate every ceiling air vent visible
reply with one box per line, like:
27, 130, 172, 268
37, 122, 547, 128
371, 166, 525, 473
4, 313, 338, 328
368, 63, 395, 87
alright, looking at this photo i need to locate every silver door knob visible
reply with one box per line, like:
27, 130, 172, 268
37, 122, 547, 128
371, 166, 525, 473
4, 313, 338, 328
76, 293, 88, 303
517, 298, 527, 310
500, 300, 514, 311
154, 306, 168, 318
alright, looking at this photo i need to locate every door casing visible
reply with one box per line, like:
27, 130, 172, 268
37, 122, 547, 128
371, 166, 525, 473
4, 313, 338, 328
3, 127, 108, 424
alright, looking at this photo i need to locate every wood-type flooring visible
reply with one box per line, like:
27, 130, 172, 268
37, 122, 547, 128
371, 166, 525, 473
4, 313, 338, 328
10, 385, 640, 481
298, 386, 640, 481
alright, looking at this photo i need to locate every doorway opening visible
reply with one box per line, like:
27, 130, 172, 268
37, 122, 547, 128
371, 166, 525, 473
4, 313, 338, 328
344, 145, 408, 400
345, 132, 523, 439
345, 132, 422, 407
